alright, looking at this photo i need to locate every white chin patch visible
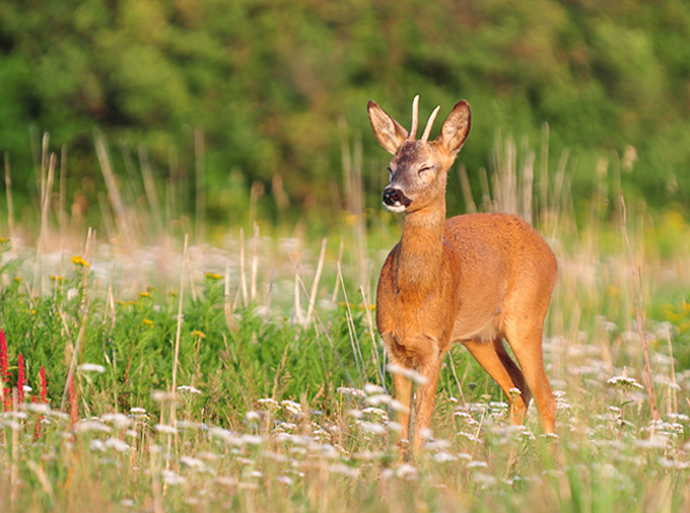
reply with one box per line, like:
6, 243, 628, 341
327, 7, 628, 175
384, 202, 407, 213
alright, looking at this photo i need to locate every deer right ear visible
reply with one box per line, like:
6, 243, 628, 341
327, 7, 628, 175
437, 100, 471, 156
367, 100, 408, 155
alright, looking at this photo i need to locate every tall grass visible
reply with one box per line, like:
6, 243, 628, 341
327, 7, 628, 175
1, 130, 690, 511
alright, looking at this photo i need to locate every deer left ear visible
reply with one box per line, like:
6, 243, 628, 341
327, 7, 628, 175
436, 101, 471, 155
367, 100, 409, 155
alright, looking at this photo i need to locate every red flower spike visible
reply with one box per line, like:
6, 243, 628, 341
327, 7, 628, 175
17, 353, 25, 404
40, 366, 48, 403
0, 330, 8, 383
68, 371, 78, 425
0, 330, 8, 412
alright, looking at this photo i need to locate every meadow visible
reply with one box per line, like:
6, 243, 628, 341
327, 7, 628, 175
2, 134, 690, 512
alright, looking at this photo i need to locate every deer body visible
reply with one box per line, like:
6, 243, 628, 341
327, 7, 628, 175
368, 97, 558, 451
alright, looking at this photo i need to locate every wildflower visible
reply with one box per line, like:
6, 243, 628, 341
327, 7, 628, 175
329, 463, 359, 478
105, 437, 131, 453
0, 330, 9, 411
71, 255, 90, 267
395, 463, 418, 480
90, 439, 106, 452
386, 363, 429, 385
138, 291, 151, 299
161, 470, 185, 486
22, 403, 50, 414
191, 330, 206, 338
177, 385, 202, 394
101, 413, 131, 429
74, 420, 111, 433
142, 319, 153, 327
433, 451, 457, 463
17, 354, 25, 403
130, 407, 146, 414
68, 373, 78, 425
607, 374, 644, 390
245, 411, 261, 422
78, 363, 106, 374
258, 398, 279, 408
154, 424, 177, 435
180, 456, 206, 470
359, 421, 386, 435
281, 400, 302, 415
205, 272, 223, 281
364, 383, 385, 395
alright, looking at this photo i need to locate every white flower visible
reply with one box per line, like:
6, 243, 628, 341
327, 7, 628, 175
180, 456, 206, 470
245, 411, 261, 422
101, 413, 131, 429
364, 383, 385, 395
154, 424, 177, 435
386, 363, 429, 385
105, 437, 131, 453
281, 400, 302, 415
78, 363, 106, 374
329, 463, 358, 478
177, 385, 202, 394
21, 403, 50, 414
359, 421, 386, 435
161, 470, 185, 486
90, 439, 106, 452
75, 420, 111, 433
607, 375, 644, 389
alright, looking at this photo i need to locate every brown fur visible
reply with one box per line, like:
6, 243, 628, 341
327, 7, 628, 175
368, 98, 558, 452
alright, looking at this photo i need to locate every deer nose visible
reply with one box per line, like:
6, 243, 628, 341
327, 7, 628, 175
382, 187, 411, 208
383, 187, 402, 206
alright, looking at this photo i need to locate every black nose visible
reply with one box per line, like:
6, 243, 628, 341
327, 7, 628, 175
383, 188, 402, 206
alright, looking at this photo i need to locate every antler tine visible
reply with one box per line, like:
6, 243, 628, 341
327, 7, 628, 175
421, 105, 441, 143
408, 95, 419, 140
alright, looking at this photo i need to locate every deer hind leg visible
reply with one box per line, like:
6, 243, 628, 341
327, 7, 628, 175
504, 324, 556, 434
463, 338, 531, 425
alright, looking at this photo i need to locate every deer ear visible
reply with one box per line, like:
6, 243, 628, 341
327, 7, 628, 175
367, 100, 408, 155
436, 100, 471, 155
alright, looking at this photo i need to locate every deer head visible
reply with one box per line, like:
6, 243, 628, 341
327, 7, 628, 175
367, 96, 471, 214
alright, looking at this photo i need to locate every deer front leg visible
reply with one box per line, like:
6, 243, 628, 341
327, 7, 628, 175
411, 354, 442, 451
393, 372, 412, 444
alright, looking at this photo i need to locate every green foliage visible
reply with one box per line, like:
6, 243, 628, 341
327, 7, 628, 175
1, 0, 690, 226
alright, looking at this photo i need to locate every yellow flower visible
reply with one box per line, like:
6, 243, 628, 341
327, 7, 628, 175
0, 237, 9, 243
71, 256, 90, 267
116, 300, 127, 306
49, 275, 64, 282
138, 291, 151, 299
143, 319, 154, 326
13, 277, 21, 283
205, 272, 223, 281
191, 330, 206, 338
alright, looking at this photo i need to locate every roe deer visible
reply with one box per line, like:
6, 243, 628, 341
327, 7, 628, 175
368, 96, 558, 452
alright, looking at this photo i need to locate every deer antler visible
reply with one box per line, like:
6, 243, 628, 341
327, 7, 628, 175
421, 105, 441, 143
408, 95, 419, 140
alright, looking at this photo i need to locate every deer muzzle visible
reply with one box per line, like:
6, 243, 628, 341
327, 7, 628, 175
383, 187, 411, 213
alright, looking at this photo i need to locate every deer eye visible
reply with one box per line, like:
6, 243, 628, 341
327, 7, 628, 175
418, 165, 433, 175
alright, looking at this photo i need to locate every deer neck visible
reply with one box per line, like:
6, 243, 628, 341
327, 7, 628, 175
397, 202, 446, 293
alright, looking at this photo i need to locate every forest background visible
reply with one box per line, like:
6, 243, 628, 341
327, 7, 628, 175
1, 0, 690, 236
